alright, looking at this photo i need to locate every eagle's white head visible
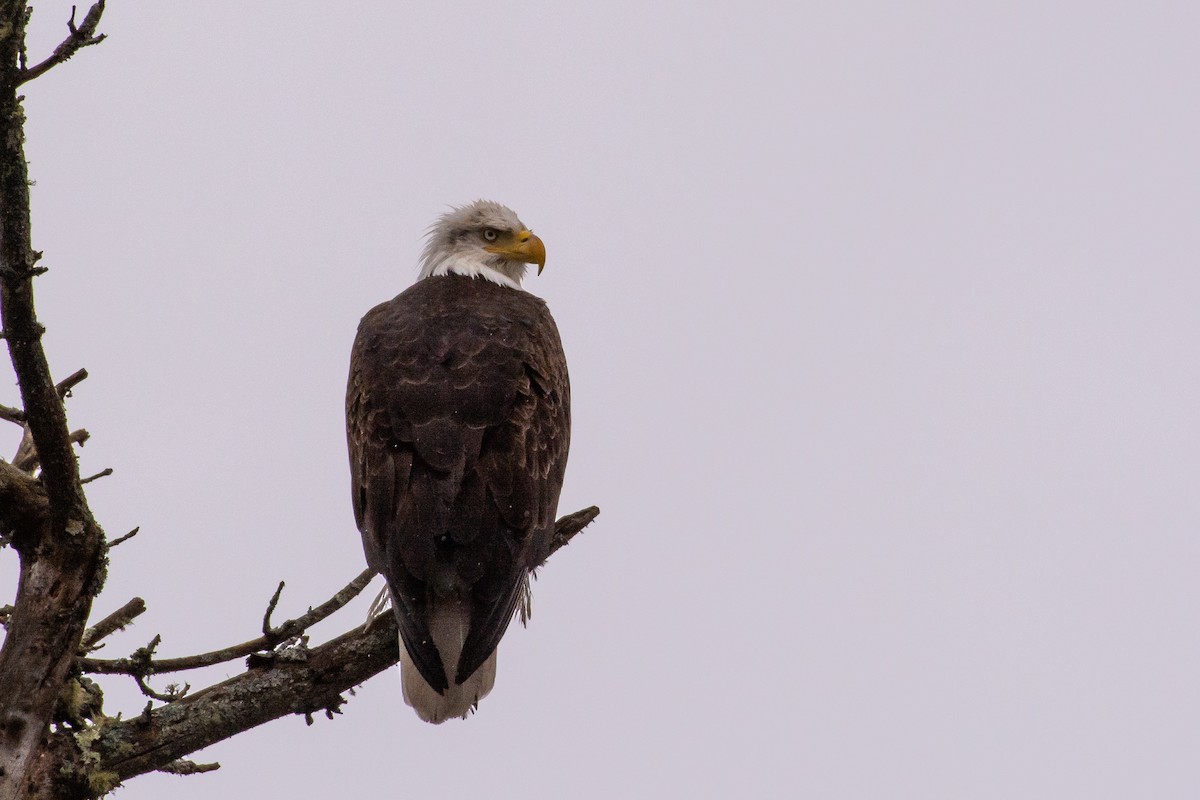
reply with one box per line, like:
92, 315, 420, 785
418, 200, 547, 290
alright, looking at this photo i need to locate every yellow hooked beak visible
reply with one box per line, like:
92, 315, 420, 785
486, 229, 547, 275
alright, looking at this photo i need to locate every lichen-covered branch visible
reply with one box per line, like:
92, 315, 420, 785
95, 612, 402, 786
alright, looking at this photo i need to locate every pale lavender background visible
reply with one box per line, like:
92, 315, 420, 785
2, 1, 1198, 797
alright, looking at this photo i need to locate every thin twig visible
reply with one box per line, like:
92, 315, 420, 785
134, 674, 189, 703
80, 466, 112, 484
107, 527, 139, 549
116, 635, 189, 701
79, 569, 377, 676
17, 2, 107, 86
261, 581, 286, 637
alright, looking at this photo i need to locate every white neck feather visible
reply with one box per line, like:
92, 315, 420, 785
419, 254, 524, 290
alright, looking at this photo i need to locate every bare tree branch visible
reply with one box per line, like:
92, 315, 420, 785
261, 581, 286, 636
26, 507, 600, 792
80, 597, 146, 650
134, 673, 190, 703
79, 506, 599, 685
17, 1, 106, 86
94, 617, 400, 785
80, 466, 112, 484
80, 569, 377, 675
105, 526, 139, 549
55, 366, 88, 397
0, 400, 24, 423
0, 2, 109, 792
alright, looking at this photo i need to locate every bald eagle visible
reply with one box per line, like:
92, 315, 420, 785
346, 201, 570, 723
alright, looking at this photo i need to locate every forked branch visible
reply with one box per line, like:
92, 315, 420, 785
80, 569, 377, 676
18, 1, 107, 85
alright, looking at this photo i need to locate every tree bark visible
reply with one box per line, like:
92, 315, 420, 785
0, 4, 108, 797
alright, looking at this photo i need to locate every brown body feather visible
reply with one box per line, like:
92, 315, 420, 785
347, 274, 570, 719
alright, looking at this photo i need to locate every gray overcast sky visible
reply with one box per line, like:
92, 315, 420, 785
2, 1, 1199, 797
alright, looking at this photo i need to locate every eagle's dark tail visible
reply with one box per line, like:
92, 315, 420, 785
399, 594, 497, 724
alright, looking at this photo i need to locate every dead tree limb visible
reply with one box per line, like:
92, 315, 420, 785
79, 598, 147, 651
20, 507, 599, 797
79, 568, 377, 676
17, 1, 106, 85
0, 2, 109, 795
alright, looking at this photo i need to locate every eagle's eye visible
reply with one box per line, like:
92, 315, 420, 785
481, 228, 500, 242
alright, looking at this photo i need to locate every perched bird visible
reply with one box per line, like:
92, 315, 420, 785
346, 201, 570, 723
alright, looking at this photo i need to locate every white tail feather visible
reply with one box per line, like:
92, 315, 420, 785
399, 594, 497, 724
